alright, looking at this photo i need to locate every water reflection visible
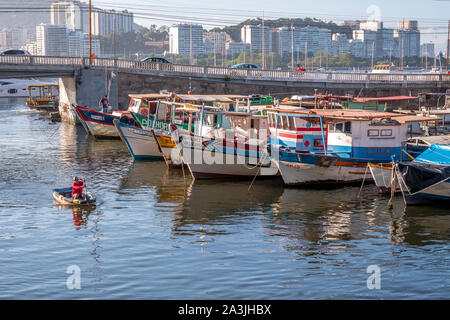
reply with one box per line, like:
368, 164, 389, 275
171, 179, 284, 239
390, 202, 450, 246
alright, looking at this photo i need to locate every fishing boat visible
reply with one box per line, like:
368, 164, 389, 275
25, 84, 59, 111
128, 94, 249, 167
369, 135, 450, 193
113, 118, 164, 160
74, 106, 123, 138
268, 108, 437, 186
394, 144, 450, 205
52, 187, 96, 206
171, 105, 278, 179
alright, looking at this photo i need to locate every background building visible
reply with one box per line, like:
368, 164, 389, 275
241, 25, 272, 53
169, 24, 204, 56
92, 9, 133, 36
50, 1, 89, 33
35, 23, 100, 56
36, 24, 68, 56
421, 43, 435, 58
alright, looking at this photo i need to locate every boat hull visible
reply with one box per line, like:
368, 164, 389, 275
277, 159, 372, 186
176, 134, 278, 179
114, 120, 164, 160
75, 106, 120, 138
403, 179, 450, 205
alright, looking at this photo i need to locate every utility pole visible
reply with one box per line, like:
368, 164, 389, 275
447, 20, 450, 74
262, 11, 265, 69
89, 0, 92, 64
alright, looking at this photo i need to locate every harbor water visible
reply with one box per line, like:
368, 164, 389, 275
0, 98, 449, 299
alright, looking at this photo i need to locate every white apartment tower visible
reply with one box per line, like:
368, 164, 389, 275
169, 24, 204, 56
92, 9, 133, 36
50, 1, 89, 33
241, 25, 272, 53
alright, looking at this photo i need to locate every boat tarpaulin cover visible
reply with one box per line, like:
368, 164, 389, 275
398, 144, 450, 194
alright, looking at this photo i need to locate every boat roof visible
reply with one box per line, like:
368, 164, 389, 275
316, 94, 417, 102
128, 93, 172, 99
267, 108, 437, 122
353, 96, 418, 102
407, 135, 450, 145
175, 94, 248, 102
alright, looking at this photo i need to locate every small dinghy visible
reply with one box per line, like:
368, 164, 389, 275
52, 187, 96, 206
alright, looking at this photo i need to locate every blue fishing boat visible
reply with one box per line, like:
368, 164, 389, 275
395, 144, 450, 205
267, 108, 436, 186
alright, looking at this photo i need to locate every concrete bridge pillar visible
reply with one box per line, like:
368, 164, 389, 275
58, 67, 118, 123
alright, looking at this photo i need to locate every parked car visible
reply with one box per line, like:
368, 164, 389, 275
0, 49, 31, 56
140, 57, 171, 64
231, 63, 261, 69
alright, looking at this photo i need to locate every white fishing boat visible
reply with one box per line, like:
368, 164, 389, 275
267, 108, 437, 186
171, 106, 278, 179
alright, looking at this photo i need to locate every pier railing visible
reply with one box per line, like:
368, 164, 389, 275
1, 55, 450, 84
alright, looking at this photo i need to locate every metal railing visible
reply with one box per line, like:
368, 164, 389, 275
1, 55, 449, 84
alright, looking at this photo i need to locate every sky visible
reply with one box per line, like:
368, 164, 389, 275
93, 0, 450, 50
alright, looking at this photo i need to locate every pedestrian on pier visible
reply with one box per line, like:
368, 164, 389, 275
99, 95, 109, 113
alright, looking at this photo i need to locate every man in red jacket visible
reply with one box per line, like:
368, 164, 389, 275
72, 176, 85, 200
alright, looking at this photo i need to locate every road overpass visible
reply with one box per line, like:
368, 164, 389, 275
1, 55, 449, 109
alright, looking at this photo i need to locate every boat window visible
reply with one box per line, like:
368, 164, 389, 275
278, 116, 283, 129
329, 123, 335, 131
335, 123, 343, 132
368, 129, 379, 137
8, 89, 17, 94
381, 129, 392, 136
288, 117, 295, 131
344, 121, 351, 133
283, 116, 289, 130
0, 81, 12, 86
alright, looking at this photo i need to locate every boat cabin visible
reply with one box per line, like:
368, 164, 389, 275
267, 108, 437, 161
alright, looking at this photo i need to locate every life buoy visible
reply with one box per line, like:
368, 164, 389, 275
140, 108, 149, 116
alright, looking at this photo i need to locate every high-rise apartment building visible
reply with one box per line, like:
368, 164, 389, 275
50, 1, 89, 33
241, 25, 272, 53
169, 24, 204, 56
92, 9, 133, 36
36, 24, 68, 56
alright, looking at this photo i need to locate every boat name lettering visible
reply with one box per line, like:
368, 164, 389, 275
91, 115, 104, 121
